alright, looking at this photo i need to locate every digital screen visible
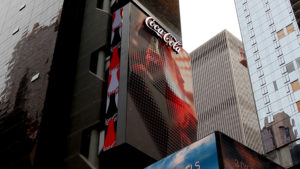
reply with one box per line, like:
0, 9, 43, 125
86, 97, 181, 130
126, 4, 197, 158
103, 8, 123, 151
219, 133, 284, 169
144, 133, 219, 169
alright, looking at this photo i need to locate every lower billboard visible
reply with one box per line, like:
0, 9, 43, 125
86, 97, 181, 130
219, 133, 284, 169
144, 133, 219, 169
145, 132, 285, 169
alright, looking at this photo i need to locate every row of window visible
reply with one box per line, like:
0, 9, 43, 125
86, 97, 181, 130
277, 24, 295, 40
264, 88, 295, 114
255, 57, 300, 96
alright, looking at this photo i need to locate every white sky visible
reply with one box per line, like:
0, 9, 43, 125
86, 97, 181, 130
179, 0, 242, 53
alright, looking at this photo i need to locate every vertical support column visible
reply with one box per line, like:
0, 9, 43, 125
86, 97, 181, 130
97, 51, 106, 79
88, 129, 100, 168
103, 0, 111, 13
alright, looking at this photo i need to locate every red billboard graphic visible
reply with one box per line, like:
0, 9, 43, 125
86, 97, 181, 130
127, 5, 197, 156
103, 8, 123, 151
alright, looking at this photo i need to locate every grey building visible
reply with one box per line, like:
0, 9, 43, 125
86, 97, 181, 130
235, 0, 300, 168
191, 30, 264, 154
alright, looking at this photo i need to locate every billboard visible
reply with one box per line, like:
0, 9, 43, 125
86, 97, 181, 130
144, 134, 219, 169
103, 8, 123, 151
219, 133, 284, 169
125, 4, 198, 158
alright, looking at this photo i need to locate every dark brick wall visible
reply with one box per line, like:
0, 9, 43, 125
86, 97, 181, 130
0, 0, 64, 168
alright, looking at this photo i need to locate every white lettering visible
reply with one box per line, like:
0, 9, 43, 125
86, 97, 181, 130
145, 17, 182, 53
195, 161, 200, 169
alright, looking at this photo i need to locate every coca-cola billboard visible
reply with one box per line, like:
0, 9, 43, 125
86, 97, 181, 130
125, 4, 197, 159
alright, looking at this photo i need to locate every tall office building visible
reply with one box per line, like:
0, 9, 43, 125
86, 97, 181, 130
235, 0, 300, 168
191, 30, 264, 154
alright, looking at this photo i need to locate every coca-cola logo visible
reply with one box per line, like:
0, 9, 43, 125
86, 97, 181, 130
145, 17, 182, 53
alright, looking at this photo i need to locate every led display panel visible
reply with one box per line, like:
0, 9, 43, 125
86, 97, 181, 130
219, 133, 284, 169
144, 133, 219, 169
126, 4, 197, 158
103, 8, 123, 151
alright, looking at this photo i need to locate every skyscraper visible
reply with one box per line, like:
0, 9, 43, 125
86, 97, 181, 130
235, 0, 300, 167
191, 30, 264, 154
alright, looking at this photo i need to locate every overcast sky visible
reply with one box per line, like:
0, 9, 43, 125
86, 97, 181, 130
179, 0, 242, 53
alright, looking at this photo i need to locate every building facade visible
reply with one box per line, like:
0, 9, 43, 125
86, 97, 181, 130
0, 0, 65, 168
191, 30, 264, 154
0, 0, 193, 169
235, 0, 300, 168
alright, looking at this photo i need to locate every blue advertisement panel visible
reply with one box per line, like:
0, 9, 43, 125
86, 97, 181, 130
144, 133, 219, 169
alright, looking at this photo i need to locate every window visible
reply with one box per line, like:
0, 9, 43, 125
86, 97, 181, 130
262, 86, 268, 95
273, 81, 278, 91
265, 3, 270, 11
284, 75, 290, 83
271, 33, 277, 41
297, 101, 300, 112
245, 9, 250, 16
247, 22, 253, 30
281, 66, 287, 74
266, 12, 274, 25
286, 85, 290, 93
12, 28, 19, 35
97, 0, 110, 12
246, 16, 252, 23
276, 48, 283, 57
97, 0, 103, 9
243, 4, 247, 11
267, 105, 272, 114
268, 115, 274, 123
296, 57, 300, 68
253, 44, 258, 52
288, 93, 294, 103
254, 53, 260, 61
274, 40, 280, 49
270, 24, 276, 33
19, 4, 26, 11
80, 127, 104, 162
286, 24, 295, 34
286, 62, 295, 73
256, 60, 262, 69
279, 126, 291, 144
251, 37, 256, 45
90, 49, 106, 79
291, 80, 300, 92
277, 29, 285, 40
249, 29, 255, 38
264, 95, 270, 104
279, 56, 285, 65
260, 78, 266, 86
258, 69, 264, 77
